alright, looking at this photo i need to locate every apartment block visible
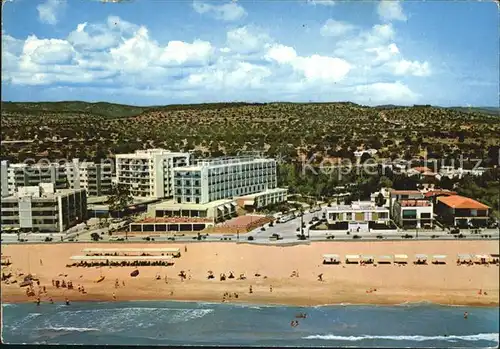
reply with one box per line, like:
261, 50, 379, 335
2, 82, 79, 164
1, 183, 87, 233
65, 158, 113, 197
1, 160, 67, 198
115, 149, 190, 199
172, 156, 278, 205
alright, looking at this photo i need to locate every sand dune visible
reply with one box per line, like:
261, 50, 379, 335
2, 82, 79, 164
1, 241, 498, 306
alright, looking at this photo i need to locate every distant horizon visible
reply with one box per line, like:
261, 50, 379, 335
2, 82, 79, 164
1, 99, 499, 110
2, 1, 498, 106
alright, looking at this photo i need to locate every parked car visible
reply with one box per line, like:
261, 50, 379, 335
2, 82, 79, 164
402, 234, 413, 239
376, 235, 383, 239
352, 235, 362, 239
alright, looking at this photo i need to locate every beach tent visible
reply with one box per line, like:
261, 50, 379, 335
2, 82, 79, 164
414, 254, 428, 260
323, 254, 340, 264
394, 254, 408, 264
431, 255, 447, 264
345, 254, 360, 264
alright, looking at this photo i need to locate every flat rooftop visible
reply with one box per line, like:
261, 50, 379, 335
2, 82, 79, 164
237, 188, 288, 199
151, 198, 235, 211
326, 204, 389, 212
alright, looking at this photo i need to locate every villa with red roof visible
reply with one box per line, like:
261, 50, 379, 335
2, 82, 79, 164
436, 195, 490, 228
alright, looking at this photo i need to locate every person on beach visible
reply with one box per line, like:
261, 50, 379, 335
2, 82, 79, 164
49, 297, 54, 304
36, 297, 40, 306
113, 292, 116, 300
65, 298, 70, 306
270, 285, 273, 292
318, 273, 323, 282
249, 285, 253, 294
185, 246, 187, 253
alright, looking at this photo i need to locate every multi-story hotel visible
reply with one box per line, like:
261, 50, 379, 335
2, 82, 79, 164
115, 149, 190, 199
172, 156, 279, 205
65, 158, 113, 197
0, 183, 87, 233
1, 160, 67, 198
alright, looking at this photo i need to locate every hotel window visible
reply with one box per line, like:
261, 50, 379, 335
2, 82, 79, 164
345, 212, 353, 220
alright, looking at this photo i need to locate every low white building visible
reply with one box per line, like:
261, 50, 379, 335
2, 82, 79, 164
115, 149, 190, 199
325, 202, 390, 232
0, 183, 87, 233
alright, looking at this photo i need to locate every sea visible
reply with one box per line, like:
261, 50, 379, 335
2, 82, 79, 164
1, 301, 499, 347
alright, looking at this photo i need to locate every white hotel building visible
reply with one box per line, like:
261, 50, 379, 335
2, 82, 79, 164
115, 149, 190, 199
172, 156, 286, 207
1, 183, 87, 233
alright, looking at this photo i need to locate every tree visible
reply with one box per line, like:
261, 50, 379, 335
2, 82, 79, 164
91, 232, 100, 241
378, 176, 393, 190
375, 192, 386, 207
107, 183, 133, 216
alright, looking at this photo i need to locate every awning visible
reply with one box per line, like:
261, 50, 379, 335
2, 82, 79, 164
415, 254, 428, 259
394, 254, 408, 259
432, 255, 447, 259
361, 255, 374, 261
323, 254, 339, 259
457, 254, 472, 260
224, 204, 232, 210
474, 254, 489, 259
345, 254, 360, 260
217, 207, 224, 211
70, 255, 173, 261
377, 255, 392, 261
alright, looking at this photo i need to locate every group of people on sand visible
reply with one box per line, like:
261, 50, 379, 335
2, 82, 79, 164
52, 279, 74, 289
222, 292, 239, 302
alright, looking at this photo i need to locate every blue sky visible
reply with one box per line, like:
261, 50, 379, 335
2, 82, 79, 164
1, 0, 498, 106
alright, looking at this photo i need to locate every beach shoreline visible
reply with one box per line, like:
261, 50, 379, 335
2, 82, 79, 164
2, 241, 499, 307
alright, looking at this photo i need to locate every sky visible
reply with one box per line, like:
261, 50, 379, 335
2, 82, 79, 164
1, 0, 498, 107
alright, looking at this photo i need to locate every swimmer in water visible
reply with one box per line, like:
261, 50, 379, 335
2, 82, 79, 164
464, 312, 468, 319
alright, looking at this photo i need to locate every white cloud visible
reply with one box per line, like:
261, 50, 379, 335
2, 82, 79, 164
320, 19, 356, 37
354, 82, 419, 104
37, 0, 66, 25
266, 44, 351, 83
307, 0, 336, 6
3, 14, 430, 105
226, 26, 272, 54
391, 59, 431, 76
192, 1, 247, 21
377, 0, 407, 22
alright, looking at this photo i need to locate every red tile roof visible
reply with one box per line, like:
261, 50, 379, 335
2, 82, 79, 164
424, 190, 457, 198
437, 195, 489, 210
390, 190, 422, 195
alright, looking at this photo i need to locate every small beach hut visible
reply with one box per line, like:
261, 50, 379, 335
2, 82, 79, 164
360, 255, 374, 264
345, 254, 360, 264
431, 255, 447, 265
323, 254, 340, 264
414, 254, 428, 265
394, 254, 408, 264
376, 255, 392, 264
490, 254, 499, 264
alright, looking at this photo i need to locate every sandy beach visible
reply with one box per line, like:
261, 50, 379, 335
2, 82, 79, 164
1, 241, 498, 306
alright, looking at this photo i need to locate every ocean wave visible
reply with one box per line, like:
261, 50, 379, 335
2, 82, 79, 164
303, 333, 500, 343
2, 303, 17, 308
39, 326, 100, 333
